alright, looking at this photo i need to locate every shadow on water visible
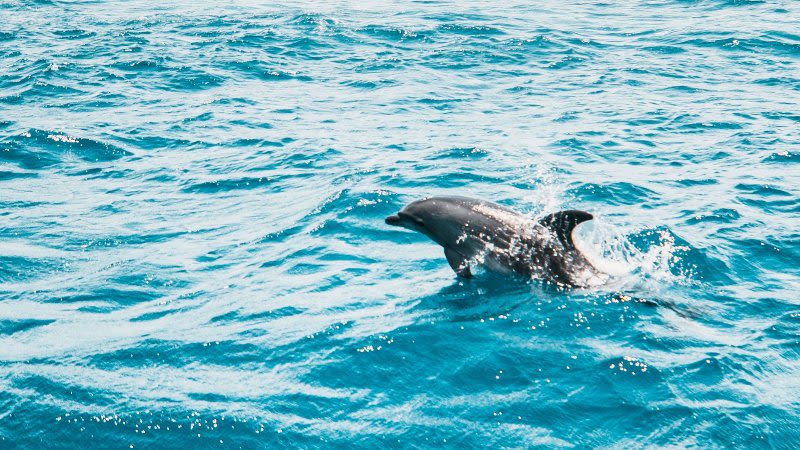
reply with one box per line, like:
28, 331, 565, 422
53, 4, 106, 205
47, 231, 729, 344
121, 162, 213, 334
411, 266, 704, 325
415, 273, 538, 319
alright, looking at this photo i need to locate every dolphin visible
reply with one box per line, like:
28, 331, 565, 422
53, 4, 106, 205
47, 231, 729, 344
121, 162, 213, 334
385, 196, 605, 287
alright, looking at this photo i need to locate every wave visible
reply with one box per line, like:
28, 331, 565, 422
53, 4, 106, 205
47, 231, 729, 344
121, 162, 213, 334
0, 129, 131, 169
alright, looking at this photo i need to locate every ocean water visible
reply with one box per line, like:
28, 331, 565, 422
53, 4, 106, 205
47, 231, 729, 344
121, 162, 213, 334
1, 0, 799, 447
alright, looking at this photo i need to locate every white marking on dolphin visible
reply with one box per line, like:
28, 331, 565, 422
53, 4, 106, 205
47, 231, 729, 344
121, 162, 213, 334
385, 196, 606, 287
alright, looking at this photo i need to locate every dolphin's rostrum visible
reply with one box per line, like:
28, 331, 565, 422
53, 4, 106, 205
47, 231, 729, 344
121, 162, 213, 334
385, 196, 604, 287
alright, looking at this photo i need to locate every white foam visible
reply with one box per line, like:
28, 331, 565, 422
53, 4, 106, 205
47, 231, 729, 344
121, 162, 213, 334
572, 218, 692, 291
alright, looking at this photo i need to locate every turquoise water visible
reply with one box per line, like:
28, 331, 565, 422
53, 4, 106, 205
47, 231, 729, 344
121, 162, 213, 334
2, 0, 799, 447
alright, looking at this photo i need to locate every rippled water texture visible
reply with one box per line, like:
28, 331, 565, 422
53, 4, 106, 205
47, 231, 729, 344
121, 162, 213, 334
1, 0, 799, 448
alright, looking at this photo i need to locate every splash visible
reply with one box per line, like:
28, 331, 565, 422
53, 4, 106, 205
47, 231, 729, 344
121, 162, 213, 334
518, 164, 565, 216
573, 219, 696, 290
513, 164, 693, 289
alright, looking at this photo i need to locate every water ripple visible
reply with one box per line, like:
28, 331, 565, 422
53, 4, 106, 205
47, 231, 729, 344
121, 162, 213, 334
1, 0, 799, 447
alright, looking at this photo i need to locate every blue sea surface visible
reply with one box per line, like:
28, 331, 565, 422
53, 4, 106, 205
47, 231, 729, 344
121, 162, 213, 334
1, 0, 799, 448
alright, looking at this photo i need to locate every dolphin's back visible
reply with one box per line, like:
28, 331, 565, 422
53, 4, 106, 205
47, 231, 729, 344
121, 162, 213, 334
419, 196, 539, 267
425, 196, 530, 231
427, 196, 517, 212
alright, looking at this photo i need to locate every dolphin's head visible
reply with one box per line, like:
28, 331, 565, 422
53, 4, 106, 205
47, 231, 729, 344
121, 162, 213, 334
384, 211, 423, 230
385, 198, 430, 231
385, 198, 465, 246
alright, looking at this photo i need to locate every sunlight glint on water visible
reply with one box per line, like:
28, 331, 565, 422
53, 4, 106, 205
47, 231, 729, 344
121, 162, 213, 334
0, 0, 799, 448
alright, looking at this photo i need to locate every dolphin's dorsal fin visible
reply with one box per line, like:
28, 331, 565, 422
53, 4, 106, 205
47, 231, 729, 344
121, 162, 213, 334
538, 210, 593, 249
445, 248, 472, 278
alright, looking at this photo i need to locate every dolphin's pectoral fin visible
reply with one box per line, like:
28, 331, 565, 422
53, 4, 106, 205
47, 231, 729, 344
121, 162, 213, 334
445, 249, 472, 278
539, 210, 593, 249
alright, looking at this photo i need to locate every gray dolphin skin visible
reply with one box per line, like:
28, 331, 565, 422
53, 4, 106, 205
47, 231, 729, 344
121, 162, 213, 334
385, 196, 603, 287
